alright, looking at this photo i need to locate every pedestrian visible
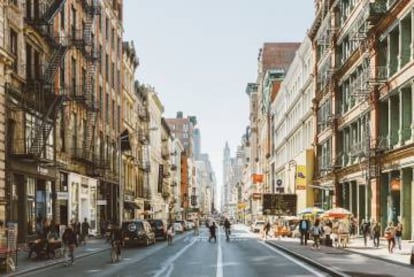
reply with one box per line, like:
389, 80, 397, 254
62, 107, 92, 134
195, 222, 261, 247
298, 216, 310, 245
62, 225, 78, 265
194, 219, 199, 236
360, 219, 371, 247
208, 222, 217, 243
81, 218, 90, 246
310, 219, 323, 249
323, 222, 332, 247
263, 221, 271, 240
395, 221, 403, 250
384, 222, 395, 253
410, 245, 414, 265
167, 223, 175, 245
372, 221, 381, 248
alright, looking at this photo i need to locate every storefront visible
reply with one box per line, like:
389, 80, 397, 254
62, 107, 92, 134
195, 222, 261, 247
7, 162, 57, 243
67, 173, 98, 236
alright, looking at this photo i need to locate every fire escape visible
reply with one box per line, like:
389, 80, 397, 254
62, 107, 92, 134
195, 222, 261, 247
10, 0, 69, 161
70, 0, 101, 168
347, 0, 389, 181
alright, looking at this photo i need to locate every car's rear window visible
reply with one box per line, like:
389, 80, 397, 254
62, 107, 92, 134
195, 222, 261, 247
123, 222, 144, 232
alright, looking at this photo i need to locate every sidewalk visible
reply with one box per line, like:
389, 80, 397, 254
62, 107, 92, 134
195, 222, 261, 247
266, 237, 414, 277
344, 236, 414, 266
3, 238, 110, 276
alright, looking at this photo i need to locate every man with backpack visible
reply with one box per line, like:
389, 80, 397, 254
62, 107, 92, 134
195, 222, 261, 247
298, 216, 310, 245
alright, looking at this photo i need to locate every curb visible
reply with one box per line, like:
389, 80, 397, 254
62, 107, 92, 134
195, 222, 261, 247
6, 246, 111, 277
265, 241, 350, 277
343, 248, 414, 269
6, 232, 193, 276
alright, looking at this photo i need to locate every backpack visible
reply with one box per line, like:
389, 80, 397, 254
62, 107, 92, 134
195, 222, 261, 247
300, 220, 307, 230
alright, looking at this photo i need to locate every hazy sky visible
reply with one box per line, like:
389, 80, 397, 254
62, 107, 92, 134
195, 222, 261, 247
123, 0, 315, 191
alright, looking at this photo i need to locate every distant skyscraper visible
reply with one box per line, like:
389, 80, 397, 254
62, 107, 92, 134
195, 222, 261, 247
222, 142, 231, 212
193, 128, 201, 160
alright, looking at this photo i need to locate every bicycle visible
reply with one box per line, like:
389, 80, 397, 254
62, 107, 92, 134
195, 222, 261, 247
111, 240, 122, 263
225, 228, 231, 241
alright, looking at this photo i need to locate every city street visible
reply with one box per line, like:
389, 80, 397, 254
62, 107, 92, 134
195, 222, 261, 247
18, 225, 327, 277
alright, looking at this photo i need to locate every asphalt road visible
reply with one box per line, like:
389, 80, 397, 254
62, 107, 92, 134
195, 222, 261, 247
19, 225, 327, 277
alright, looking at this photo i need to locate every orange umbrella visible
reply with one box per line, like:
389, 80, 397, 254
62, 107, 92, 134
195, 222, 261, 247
321, 207, 352, 219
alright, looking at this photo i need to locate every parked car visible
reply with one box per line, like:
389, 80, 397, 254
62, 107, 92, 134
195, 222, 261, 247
175, 220, 186, 231
184, 221, 194, 230
174, 222, 184, 233
148, 219, 168, 241
251, 221, 265, 233
122, 220, 156, 247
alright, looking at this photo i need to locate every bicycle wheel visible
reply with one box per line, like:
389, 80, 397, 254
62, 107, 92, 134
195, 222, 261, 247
111, 247, 117, 263
6, 256, 15, 272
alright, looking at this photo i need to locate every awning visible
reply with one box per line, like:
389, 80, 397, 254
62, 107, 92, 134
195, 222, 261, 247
124, 201, 140, 210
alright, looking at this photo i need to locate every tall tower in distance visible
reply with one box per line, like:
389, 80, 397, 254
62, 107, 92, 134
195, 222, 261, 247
222, 142, 231, 212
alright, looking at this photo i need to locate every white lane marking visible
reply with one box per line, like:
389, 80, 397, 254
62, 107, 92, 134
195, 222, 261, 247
216, 229, 223, 277
165, 263, 174, 277
260, 241, 327, 277
153, 237, 197, 277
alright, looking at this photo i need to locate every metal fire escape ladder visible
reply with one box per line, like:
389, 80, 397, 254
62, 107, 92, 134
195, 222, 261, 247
24, 0, 68, 159
42, 0, 67, 24
29, 95, 65, 156
81, 0, 101, 162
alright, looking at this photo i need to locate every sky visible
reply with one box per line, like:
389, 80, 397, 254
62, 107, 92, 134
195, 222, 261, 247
123, 0, 315, 195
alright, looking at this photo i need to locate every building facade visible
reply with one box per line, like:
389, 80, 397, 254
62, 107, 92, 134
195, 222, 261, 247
270, 37, 314, 213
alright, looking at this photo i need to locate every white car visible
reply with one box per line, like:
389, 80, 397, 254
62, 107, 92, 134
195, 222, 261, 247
174, 222, 184, 233
251, 221, 265, 233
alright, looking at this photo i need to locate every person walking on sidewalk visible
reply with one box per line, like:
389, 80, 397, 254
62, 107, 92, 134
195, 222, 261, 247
372, 221, 381, 248
299, 216, 310, 245
80, 218, 90, 246
384, 222, 395, 253
62, 226, 78, 265
395, 221, 403, 250
360, 219, 371, 247
310, 219, 323, 249
263, 221, 271, 240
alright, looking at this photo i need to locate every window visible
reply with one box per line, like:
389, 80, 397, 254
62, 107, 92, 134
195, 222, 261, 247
111, 62, 115, 88
71, 6, 76, 38
106, 93, 110, 124
105, 54, 109, 80
60, 5, 65, 30
60, 56, 65, 89
106, 18, 109, 40
10, 28, 18, 71
99, 86, 103, 119
71, 57, 76, 97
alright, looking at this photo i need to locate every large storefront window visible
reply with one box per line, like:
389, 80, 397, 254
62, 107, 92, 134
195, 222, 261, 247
71, 182, 79, 222
26, 177, 35, 235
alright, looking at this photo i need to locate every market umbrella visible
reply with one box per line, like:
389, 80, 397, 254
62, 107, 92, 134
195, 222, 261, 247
297, 207, 324, 216
321, 207, 352, 219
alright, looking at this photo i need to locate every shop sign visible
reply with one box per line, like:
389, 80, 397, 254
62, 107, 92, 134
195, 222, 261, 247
262, 193, 297, 216
238, 202, 246, 209
57, 192, 69, 200
97, 200, 107, 205
295, 165, 306, 190
252, 193, 261, 200
252, 173, 263, 184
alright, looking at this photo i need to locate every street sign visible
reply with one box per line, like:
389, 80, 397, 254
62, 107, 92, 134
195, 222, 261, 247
262, 194, 297, 216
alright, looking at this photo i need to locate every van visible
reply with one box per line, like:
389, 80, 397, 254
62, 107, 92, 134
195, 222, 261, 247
147, 219, 168, 241
122, 220, 156, 247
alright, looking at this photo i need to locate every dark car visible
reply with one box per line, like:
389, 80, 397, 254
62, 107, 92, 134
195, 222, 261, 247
148, 219, 168, 241
122, 220, 156, 247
